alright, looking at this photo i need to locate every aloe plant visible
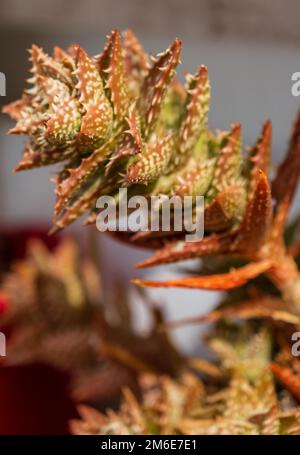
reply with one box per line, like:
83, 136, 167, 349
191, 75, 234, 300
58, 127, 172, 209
4, 30, 300, 315
3, 30, 300, 435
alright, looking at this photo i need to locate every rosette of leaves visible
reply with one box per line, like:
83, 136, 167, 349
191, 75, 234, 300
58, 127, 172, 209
0, 238, 182, 403
4, 30, 300, 318
4, 29, 248, 235
70, 327, 300, 435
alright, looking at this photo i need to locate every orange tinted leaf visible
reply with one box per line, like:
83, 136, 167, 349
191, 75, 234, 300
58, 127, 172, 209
135, 232, 235, 268
133, 259, 272, 290
231, 170, 272, 254
247, 120, 272, 199
163, 297, 300, 329
272, 363, 300, 403
272, 110, 300, 237
140, 39, 182, 138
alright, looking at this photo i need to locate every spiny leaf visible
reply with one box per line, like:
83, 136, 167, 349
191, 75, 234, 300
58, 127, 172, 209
163, 297, 300, 329
14, 145, 76, 171
98, 30, 130, 120
54, 140, 113, 216
2, 96, 32, 121
272, 109, 300, 208
177, 65, 210, 159
174, 158, 215, 197
247, 120, 272, 199
204, 183, 247, 231
45, 92, 81, 145
135, 232, 235, 268
272, 111, 300, 239
139, 38, 182, 138
133, 259, 272, 290
52, 176, 103, 233
29, 44, 72, 87
75, 46, 113, 143
231, 170, 272, 255
127, 134, 174, 183
123, 29, 149, 97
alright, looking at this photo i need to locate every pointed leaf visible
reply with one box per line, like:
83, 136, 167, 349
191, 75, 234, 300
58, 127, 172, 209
247, 120, 272, 199
177, 65, 210, 158
54, 139, 114, 216
29, 44, 72, 86
75, 46, 113, 143
97, 29, 130, 121
207, 123, 242, 198
272, 363, 300, 403
232, 170, 272, 254
139, 39, 182, 138
127, 134, 174, 183
272, 110, 300, 237
164, 297, 300, 329
14, 145, 76, 171
133, 259, 272, 290
174, 158, 215, 197
135, 231, 235, 268
52, 176, 102, 232
123, 29, 149, 97
204, 183, 247, 231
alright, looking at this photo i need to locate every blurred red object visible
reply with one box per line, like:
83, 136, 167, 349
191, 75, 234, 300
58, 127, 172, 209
0, 228, 77, 433
0, 226, 60, 274
0, 363, 78, 434
0, 293, 8, 314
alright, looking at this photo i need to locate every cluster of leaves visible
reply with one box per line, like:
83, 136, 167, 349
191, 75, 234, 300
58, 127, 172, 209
0, 238, 182, 404
4, 29, 249, 236
4, 29, 300, 434
4, 30, 300, 313
71, 327, 300, 435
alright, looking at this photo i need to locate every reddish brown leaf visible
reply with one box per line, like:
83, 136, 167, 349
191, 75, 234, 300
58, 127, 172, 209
54, 139, 113, 217
204, 183, 246, 232
247, 120, 272, 199
140, 38, 182, 138
133, 259, 272, 290
2, 96, 31, 121
231, 170, 272, 255
272, 363, 300, 403
177, 65, 210, 157
163, 297, 300, 329
14, 146, 76, 171
123, 29, 149, 97
135, 232, 235, 268
272, 110, 300, 237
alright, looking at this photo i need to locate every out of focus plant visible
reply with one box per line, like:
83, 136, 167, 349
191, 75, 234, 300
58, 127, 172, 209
0, 237, 182, 404
71, 327, 300, 435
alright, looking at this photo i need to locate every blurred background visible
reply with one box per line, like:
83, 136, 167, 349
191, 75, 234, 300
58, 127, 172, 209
1, 0, 300, 356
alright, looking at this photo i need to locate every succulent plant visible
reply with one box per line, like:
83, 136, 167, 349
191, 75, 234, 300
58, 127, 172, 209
3, 29, 248, 235
70, 327, 300, 435
4, 29, 300, 435
4, 30, 300, 318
